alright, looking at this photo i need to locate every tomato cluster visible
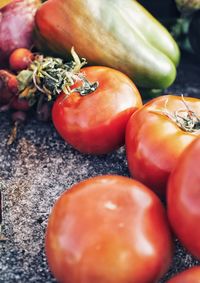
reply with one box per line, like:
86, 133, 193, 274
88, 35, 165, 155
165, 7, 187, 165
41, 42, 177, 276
0, 48, 33, 122
1, 47, 200, 283
47, 67, 200, 282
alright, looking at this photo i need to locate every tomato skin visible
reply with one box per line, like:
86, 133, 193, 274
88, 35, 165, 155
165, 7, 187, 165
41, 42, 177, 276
9, 48, 34, 72
52, 66, 142, 154
125, 95, 200, 197
45, 175, 172, 283
167, 138, 200, 259
167, 266, 200, 283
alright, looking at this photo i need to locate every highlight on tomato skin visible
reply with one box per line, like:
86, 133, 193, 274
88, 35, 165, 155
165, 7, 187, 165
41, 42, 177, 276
45, 175, 172, 283
125, 95, 200, 198
166, 266, 200, 283
52, 66, 143, 155
167, 137, 200, 259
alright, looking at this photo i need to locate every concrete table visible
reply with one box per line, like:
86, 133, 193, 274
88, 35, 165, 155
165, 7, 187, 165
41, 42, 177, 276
0, 52, 200, 282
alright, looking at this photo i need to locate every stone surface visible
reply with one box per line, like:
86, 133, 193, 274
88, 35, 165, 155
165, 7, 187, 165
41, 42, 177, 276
0, 52, 200, 283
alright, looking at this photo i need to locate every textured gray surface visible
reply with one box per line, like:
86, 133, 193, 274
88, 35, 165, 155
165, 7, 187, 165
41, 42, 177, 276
0, 52, 200, 282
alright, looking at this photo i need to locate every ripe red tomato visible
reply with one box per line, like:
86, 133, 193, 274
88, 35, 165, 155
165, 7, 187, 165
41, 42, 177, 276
52, 66, 142, 154
126, 95, 200, 197
167, 137, 200, 259
9, 48, 34, 71
45, 175, 172, 283
166, 266, 200, 283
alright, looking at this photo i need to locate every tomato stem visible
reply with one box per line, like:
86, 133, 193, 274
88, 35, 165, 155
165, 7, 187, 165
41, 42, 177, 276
17, 48, 98, 106
72, 76, 99, 96
162, 95, 200, 133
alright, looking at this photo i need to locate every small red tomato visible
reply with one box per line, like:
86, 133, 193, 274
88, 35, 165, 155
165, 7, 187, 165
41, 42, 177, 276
52, 66, 142, 154
166, 266, 200, 283
9, 48, 34, 71
45, 175, 172, 283
167, 137, 200, 259
126, 95, 200, 197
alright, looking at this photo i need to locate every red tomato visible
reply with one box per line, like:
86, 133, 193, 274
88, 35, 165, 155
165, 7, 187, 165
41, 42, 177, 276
52, 66, 142, 154
45, 175, 172, 283
9, 48, 34, 71
126, 95, 200, 197
167, 266, 200, 283
167, 137, 200, 259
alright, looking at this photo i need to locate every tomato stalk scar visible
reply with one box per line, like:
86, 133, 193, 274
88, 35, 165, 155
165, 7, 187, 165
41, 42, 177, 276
167, 95, 200, 133
152, 95, 200, 133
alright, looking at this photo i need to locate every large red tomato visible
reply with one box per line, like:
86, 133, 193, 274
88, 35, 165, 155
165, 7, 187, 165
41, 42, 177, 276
126, 95, 200, 197
167, 266, 200, 283
167, 137, 200, 259
45, 175, 172, 283
52, 66, 142, 154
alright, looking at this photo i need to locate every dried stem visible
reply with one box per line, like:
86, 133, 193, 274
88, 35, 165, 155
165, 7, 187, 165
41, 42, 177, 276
152, 95, 200, 134
7, 121, 19, 146
17, 48, 97, 107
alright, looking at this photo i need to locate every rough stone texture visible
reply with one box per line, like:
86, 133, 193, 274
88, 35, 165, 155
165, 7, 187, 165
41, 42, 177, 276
0, 52, 200, 283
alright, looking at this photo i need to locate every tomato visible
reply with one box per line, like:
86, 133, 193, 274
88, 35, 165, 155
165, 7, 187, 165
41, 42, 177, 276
45, 175, 172, 283
52, 66, 142, 154
167, 266, 200, 283
9, 48, 34, 71
126, 95, 200, 197
167, 137, 200, 259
